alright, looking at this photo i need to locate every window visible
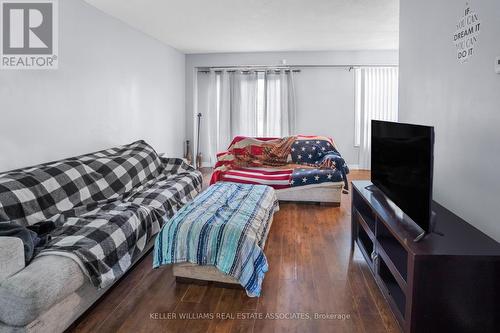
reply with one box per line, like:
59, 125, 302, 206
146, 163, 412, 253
354, 69, 363, 147
212, 70, 295, 139
200, 69, 297, 164
256, 73, 266, 136
354, 67, 399, 169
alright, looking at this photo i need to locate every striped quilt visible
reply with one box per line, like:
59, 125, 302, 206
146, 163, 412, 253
218, 166, 346, 189
153, 182, 279, 297
218, 167, 294, 189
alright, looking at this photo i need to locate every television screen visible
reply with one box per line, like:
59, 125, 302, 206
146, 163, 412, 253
371, 120, 435, 233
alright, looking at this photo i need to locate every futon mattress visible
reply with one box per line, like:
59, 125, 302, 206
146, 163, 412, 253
153, 182, 279, 297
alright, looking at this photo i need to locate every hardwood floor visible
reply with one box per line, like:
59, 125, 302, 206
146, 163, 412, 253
70, 170, 400, 333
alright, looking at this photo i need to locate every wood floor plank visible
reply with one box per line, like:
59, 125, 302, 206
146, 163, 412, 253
69, 169, 400, 333
308, 209, 361, 333
227, 289, 258, 333
207, 289, 239, 333
184, 286, 224, 333
358, 259, 401, 333
278, 204, 298, 281
182, 284, 209, 303
253, 217, 282, 333
96, 265, 186, 332
347, 252, 390, 333
71, 251, 155, 333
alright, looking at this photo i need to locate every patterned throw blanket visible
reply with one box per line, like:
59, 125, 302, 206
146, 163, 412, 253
153, 182, 279, 297
289, 138, 350, 189
0, 141, 202, 288
233, 136, 297, 167
211, 135, 349, 189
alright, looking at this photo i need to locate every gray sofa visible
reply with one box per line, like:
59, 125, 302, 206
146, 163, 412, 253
0, 239, 153, 333
0, 141, 202, 333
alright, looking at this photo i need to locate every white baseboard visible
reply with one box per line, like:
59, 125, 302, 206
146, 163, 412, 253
349, 164, 360, 170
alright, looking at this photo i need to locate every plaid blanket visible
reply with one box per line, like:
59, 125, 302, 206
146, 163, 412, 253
0, 141, 202, 288
153, 182, 278, 297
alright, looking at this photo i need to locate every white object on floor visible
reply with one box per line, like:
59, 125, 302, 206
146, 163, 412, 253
173, 264, 239, 284
276, 182, 344, 203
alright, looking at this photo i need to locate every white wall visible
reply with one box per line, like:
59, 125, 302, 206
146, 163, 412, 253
0, 0, 185, 172
187, 50, 398, 166
399, 0, 500, 241
294, 67, 358, 164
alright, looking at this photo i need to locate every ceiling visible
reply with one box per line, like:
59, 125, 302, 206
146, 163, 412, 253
84, 0, 399, 54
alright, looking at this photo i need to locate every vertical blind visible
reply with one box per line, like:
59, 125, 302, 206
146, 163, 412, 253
355, 67, 399, 169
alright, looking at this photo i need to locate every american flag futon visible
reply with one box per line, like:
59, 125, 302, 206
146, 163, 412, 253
0, 140, 202, 288
211, 136, 349, 190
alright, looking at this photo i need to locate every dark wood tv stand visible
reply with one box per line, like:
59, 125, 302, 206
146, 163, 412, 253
351, 181, 500, 333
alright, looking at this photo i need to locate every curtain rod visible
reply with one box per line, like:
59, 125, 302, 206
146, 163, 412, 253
197, 69, 301, 73
196, 64, 397, 73
291, 64, 397, 68
197, 65, 299, 73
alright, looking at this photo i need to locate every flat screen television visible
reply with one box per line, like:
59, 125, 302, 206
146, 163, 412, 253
371, 120, 435, 234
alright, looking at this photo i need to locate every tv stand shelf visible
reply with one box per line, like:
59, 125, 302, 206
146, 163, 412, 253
351, 181, 500, 333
